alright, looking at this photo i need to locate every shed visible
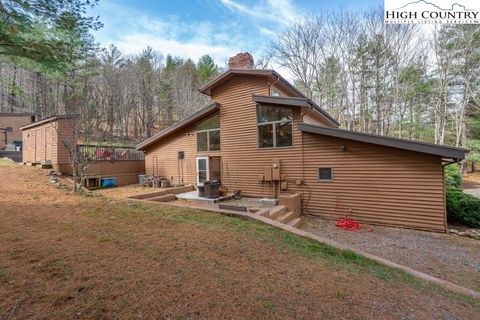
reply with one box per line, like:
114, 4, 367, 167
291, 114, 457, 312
20, 115, 145, 187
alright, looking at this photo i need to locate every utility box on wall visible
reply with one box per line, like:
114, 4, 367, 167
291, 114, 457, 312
272, 158, 281, 181
264, 166, 272, 181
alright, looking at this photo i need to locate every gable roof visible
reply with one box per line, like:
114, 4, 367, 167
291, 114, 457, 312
299, 123, 468, 160
199, 69, 307, 98
252, 95, 340, 127
20, 114, 78, 130
136, 103, 220, 151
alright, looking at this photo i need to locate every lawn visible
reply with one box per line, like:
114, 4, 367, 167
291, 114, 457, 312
1, 161, 479, 319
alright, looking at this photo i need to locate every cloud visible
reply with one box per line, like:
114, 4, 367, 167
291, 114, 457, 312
91, 1, 251, 65
219, 0, 301, 24
89, 0, 300, 69
113, 34, 237, 65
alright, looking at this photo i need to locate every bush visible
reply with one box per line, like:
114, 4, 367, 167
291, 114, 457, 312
444, 164, 462, 188
446, 187, 480, 227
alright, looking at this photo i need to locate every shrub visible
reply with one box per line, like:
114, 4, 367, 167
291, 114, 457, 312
444, 164, 462, 188
446, 187, 480, 227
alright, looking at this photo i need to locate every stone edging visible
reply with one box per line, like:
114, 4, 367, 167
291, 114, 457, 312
449, 228, 480, 240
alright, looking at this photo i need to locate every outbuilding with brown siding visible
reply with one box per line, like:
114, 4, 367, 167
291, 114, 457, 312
21, 115, 145, 187
137, 64, 468, 232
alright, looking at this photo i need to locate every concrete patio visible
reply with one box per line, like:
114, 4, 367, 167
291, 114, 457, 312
175, 190, 234, 203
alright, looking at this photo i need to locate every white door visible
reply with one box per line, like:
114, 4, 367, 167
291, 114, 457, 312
196, 156, 209, 186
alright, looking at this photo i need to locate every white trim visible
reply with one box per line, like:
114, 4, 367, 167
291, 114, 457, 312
196, 156, 209, 186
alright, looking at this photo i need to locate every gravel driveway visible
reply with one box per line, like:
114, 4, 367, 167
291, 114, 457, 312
301, 216, 480, 292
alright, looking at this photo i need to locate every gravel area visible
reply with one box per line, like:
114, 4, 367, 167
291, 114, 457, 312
301, 216, 480, 292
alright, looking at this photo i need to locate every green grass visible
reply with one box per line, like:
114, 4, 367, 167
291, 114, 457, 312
90, 200, 480, 305
257, 297, 276, 312
0, 266, 6, 278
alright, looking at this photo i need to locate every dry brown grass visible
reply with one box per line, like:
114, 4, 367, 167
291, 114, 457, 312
1, 164, 479, 319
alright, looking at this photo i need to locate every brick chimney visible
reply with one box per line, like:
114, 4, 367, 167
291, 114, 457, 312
228, 52, 254, 69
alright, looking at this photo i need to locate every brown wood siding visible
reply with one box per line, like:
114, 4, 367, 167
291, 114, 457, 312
301, 132, 446, 231
144, 124, 197, 185
303, 111, 333, 127
142, 74, 447, 231
213, 75, 304, 197
56, 119, 75, 164
57, 161, 145, 186
21, 118, 73, 165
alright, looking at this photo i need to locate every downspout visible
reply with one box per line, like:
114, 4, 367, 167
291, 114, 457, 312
301, 103, 315, 182
269, 75, 281, 95
298, 104, 316, 211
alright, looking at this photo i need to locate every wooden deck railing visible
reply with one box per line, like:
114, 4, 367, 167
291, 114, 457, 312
77, 144, 144, 162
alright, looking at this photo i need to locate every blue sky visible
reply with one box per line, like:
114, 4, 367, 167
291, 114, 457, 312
90, 0, 380, 66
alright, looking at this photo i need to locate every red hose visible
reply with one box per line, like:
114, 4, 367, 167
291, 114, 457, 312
333, 196, 373, 232
335, 216, 361, 231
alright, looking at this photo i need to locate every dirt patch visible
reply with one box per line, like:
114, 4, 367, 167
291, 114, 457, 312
302, 216, 480, 292
1, 165, 479, 319
96, 183, 157, 198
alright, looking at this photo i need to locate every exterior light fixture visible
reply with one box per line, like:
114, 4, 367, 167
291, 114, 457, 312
340, 145, 347, 152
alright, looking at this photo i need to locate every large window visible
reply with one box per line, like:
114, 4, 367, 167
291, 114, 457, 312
197, 113, 220, 152
257, 105, 292, 148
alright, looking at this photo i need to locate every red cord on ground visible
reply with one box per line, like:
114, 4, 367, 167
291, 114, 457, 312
335, 216, 362, 231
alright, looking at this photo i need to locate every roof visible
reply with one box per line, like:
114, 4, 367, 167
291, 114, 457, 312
136, 103, 220, 151
252, 95, 340, 127
0, 112, 35, 117
19, 114, 78, 130
199, 69, 307, 98
299, 123, 468, 160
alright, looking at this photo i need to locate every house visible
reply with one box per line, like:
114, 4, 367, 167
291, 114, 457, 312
0, 112, 36, 149
0, 112, 36, 162
137, 52, 468, 232
21, 115, 145, 187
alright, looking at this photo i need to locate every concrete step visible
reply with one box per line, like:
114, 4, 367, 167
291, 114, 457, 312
268, 205, 287, 219
286, 217, 303, 228
275, 210, 296, 224
256, 208, 272, 217
147, 194, 176, 202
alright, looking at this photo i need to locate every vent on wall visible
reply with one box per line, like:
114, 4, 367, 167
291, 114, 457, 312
178, 151, 185, 160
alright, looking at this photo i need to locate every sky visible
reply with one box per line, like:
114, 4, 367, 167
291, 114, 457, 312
89, 0, 379, 67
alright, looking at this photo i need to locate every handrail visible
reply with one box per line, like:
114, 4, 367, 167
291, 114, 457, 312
77, 144, 144, 162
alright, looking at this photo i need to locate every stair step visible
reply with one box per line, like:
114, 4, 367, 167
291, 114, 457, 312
275, 210, 295, 224
256, 208, 272, 217
286, 217, 303, 228
268, 205, 287, 219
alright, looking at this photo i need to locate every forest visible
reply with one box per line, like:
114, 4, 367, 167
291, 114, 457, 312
0, 1, 479, 159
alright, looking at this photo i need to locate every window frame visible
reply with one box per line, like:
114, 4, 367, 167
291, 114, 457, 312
256, 105, 293, 149
196, 113, 221, 152
317, 166, 334, 182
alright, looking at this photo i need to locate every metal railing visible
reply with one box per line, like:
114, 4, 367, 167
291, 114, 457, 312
77, 144, 144, 162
